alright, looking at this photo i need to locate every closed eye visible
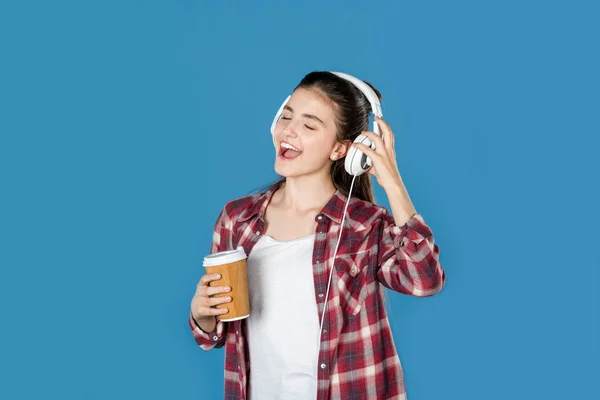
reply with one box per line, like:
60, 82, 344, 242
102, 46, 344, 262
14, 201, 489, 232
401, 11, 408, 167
305, 125, 315, 130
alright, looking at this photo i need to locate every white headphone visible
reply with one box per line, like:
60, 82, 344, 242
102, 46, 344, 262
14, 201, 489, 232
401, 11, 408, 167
270, 71, 383, 176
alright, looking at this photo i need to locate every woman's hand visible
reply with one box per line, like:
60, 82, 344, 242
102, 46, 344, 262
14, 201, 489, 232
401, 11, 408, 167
191, 273, 232, 328
352, 116, 417, 226
352, 116, 402, 191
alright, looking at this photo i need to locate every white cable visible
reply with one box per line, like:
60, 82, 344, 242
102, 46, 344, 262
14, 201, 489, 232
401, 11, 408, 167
316, 174, 358, 368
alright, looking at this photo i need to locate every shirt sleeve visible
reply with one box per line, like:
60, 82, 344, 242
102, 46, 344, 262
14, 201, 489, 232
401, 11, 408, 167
189, 205, 234, 350
376, 211, 446, 297
189, 312, 228, 350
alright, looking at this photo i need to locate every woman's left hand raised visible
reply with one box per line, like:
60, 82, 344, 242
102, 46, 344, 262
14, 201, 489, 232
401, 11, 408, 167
352, 116, 403, 191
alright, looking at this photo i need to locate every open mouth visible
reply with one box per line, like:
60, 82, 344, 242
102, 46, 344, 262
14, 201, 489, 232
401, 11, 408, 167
279, 141, 302, 160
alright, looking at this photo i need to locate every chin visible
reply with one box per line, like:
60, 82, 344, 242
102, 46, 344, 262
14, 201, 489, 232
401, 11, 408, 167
275, 162, 327, 180
274, 164, 295, 178
274, 161, 305, 178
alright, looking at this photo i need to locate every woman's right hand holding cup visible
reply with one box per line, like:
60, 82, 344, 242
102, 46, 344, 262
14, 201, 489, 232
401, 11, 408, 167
191, 273, 231, 332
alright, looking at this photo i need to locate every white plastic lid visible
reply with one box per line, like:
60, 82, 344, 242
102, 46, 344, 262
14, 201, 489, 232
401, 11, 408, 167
203, 246, 247, 267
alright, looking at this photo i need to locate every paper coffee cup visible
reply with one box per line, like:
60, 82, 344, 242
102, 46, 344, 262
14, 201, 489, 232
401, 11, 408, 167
203, 246, 250, 322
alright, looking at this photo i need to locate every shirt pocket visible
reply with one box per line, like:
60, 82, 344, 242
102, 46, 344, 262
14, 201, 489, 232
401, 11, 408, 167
334, 249, 372, 316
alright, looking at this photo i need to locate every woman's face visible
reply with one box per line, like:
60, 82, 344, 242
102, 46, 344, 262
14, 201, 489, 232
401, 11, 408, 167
272, 87, 345, 178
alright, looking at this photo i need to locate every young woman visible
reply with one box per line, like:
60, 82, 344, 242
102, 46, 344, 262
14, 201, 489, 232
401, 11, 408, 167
189, 71, 446, 400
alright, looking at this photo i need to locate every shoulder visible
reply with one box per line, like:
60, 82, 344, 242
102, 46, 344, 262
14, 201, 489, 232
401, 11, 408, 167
214, 180, 282, 226
345, 195, 391, 224
217, 191, 266, 223
222, 193, 259, 214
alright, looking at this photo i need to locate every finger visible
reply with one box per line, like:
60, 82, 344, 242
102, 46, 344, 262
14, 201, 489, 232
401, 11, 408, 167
375, 116, 395, 151
199, 273, 222, 287
204, 285, 231, 297
352, 142, 380, 161
361, 131, 385, 154
198, 306, 229, 316
205, 295, 232, 307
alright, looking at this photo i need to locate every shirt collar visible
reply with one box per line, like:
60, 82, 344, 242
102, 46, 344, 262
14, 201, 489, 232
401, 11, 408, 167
237, 180, 350, 225
318, 189, 348, 224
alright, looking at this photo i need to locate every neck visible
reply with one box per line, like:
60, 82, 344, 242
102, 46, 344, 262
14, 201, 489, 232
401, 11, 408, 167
278, 172, 336, 213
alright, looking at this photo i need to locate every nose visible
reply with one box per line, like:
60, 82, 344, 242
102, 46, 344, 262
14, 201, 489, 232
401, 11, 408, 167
277, 118, 299, 140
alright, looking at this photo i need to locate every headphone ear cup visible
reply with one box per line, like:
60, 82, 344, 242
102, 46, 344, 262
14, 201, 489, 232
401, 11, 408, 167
344, 135, 372, 176
271, 95, 291, 141
360, 153, 371, 169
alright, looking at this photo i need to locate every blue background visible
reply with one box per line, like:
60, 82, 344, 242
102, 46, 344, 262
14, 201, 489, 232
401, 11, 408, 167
0, 1, 598, 399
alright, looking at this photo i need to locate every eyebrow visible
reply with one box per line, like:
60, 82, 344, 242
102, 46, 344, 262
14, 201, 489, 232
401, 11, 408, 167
283, 105, 325, 126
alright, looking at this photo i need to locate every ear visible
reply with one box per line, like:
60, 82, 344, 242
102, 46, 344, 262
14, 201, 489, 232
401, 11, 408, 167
330, 140, 352, 160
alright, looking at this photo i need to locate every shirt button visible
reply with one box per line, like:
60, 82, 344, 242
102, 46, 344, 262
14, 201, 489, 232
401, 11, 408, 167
255, 231, 260, 236
317, 214, 323, 220
320, 363, 326, 369
323, 329, 328, 333
238, 365, 241, 370
351, 266, 359, 276
236, 330, 239, 335
318, 293, 324, 298
212, 335, 218, 341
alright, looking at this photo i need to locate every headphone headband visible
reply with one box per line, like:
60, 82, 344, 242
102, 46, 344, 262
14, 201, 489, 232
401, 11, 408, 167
270, 71, 382, 136
329, 71, 382, 118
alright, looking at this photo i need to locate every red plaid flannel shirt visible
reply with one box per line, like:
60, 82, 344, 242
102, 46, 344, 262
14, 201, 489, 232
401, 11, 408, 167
189, 181, 445, 399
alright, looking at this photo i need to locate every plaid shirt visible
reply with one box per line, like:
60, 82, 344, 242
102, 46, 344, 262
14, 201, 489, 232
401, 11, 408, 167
189, 181, 445, 399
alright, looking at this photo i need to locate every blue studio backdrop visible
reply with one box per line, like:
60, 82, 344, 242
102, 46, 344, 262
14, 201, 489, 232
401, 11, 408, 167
0, 1, 598, 399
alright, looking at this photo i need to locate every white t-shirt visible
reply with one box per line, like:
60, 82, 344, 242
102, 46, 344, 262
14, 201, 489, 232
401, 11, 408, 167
246, 233, 320, 399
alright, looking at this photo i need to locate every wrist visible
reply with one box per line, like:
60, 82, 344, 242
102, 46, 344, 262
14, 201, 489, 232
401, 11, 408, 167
381, 175, 404, 193
192, 314, 217, 334
192, 312, 213, 324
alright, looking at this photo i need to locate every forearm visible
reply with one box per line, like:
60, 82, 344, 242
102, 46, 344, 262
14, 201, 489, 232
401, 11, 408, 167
376, 211, 445, 296
383, 178, 417, 227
